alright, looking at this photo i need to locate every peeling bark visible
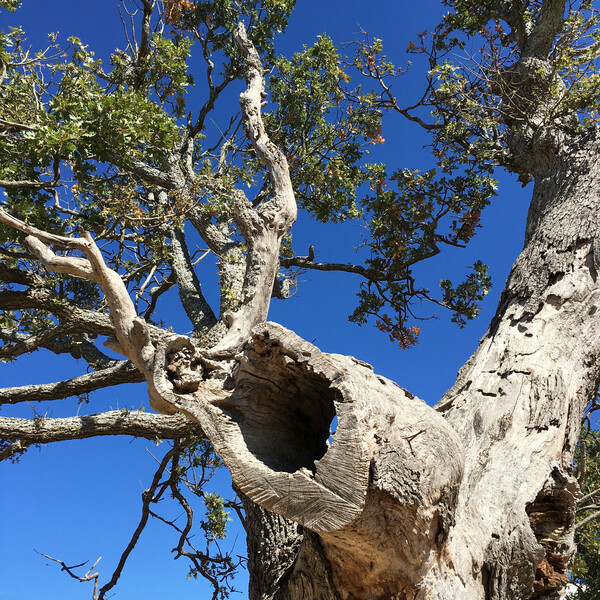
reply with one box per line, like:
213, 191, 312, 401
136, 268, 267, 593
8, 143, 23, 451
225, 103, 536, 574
156, 129, 600, 599
428, 128, 600, 599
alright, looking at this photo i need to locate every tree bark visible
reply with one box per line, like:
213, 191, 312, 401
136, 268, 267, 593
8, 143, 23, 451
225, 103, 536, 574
204, 128, 600, 599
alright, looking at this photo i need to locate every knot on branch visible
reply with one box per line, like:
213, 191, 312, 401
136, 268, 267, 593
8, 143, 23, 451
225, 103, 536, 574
166, 343, 204, 394
151, 335, 201, 414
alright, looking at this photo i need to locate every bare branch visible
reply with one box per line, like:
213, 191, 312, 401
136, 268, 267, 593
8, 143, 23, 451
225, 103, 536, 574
103, 151, 184, 189
33, 445, 177, 600
147, 188, 218, 333
0, 361, 144, 405
0, 410, 204, 446
576, 508, 600, 531
234, 23, 296, 226
188, 206, 236, 255
579, 486, 600, 505
0, 117, 37, 131
0, 207, 91, 249
0, 289, 115, 338
280, 254, 385, 281
207, 24, 298, 354
0, 441, 27, 462
0, 179, 60, 189
0, 262, 43, 286
35, 551, 100, 599
0, 328, 117, 370
97, 446, 175, 600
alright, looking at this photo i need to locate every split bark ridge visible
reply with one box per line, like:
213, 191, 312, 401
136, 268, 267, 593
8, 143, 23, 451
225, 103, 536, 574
2, 18, 599, 600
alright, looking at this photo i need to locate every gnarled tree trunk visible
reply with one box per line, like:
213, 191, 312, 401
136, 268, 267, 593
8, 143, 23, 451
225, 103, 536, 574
199, 129, 599, 599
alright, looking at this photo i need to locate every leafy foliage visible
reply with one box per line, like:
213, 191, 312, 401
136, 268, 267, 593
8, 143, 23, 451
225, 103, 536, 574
569, 426, 600, 599
267, 35, 378, 221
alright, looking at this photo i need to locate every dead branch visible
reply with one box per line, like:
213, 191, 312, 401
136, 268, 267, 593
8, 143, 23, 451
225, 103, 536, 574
35, 552, 100, 600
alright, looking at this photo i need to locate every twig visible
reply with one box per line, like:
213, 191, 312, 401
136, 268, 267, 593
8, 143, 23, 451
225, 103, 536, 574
35, 551, 101, 600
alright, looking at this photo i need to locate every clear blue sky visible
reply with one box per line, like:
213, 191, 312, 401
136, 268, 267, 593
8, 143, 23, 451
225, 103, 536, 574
0, 2, 531, 599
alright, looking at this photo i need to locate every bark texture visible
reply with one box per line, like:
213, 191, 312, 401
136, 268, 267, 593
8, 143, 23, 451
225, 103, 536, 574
212, 129, 600, 599
149, 321, 463, 599
4, 130, 596, 598
429, 128, 600, 599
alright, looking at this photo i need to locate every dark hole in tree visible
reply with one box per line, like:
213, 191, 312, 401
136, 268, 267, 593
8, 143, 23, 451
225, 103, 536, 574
223, 348, 337, 474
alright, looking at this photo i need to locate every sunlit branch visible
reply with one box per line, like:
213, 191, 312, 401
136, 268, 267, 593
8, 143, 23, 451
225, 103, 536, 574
103, 151, 184, 189
0, 361, 144, 405
524, 0, 568, 59
576, 509, 600, 531
0, 321, 85, 359
35, 552, 100, 599
0, 117, 37, 131
37, 444, 178, 600
0, 410, 203, 446
0, 208, 156, 377
0, 179, 59, 189
0, 327, 117, 369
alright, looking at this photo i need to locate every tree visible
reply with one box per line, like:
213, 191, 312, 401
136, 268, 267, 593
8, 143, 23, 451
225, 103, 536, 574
2, 0, 600, 598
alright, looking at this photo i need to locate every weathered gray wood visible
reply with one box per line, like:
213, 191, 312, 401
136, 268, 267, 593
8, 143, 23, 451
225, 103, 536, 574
426, 129, 600, 599
149, 321, 464, 597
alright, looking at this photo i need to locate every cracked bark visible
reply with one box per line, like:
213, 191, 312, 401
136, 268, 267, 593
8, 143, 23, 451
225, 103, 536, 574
210, 127, 599, 600
430, 128, 600, 599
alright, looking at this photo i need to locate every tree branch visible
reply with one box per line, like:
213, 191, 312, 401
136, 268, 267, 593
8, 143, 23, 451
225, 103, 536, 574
0, 361, 144, 405
0, 117, 37, 131
0, 289, 116, 337
170, 224, 218, 334
0, 328, 115, 369
147, 188, 217, 334
0, 179, 59, 189
524, 0, 567, 59
0, 262, 43, 286
234, 23, 296, 226
0, 321, 86, 359
103, 151, 185, 189
0, 410, 204, 446
576, 509, 600, 531
34, 552, 100, 600
96, 445, 175, 600
0, 210, 154, 362
280, 254, 385, 281
207, 24, 298, 354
